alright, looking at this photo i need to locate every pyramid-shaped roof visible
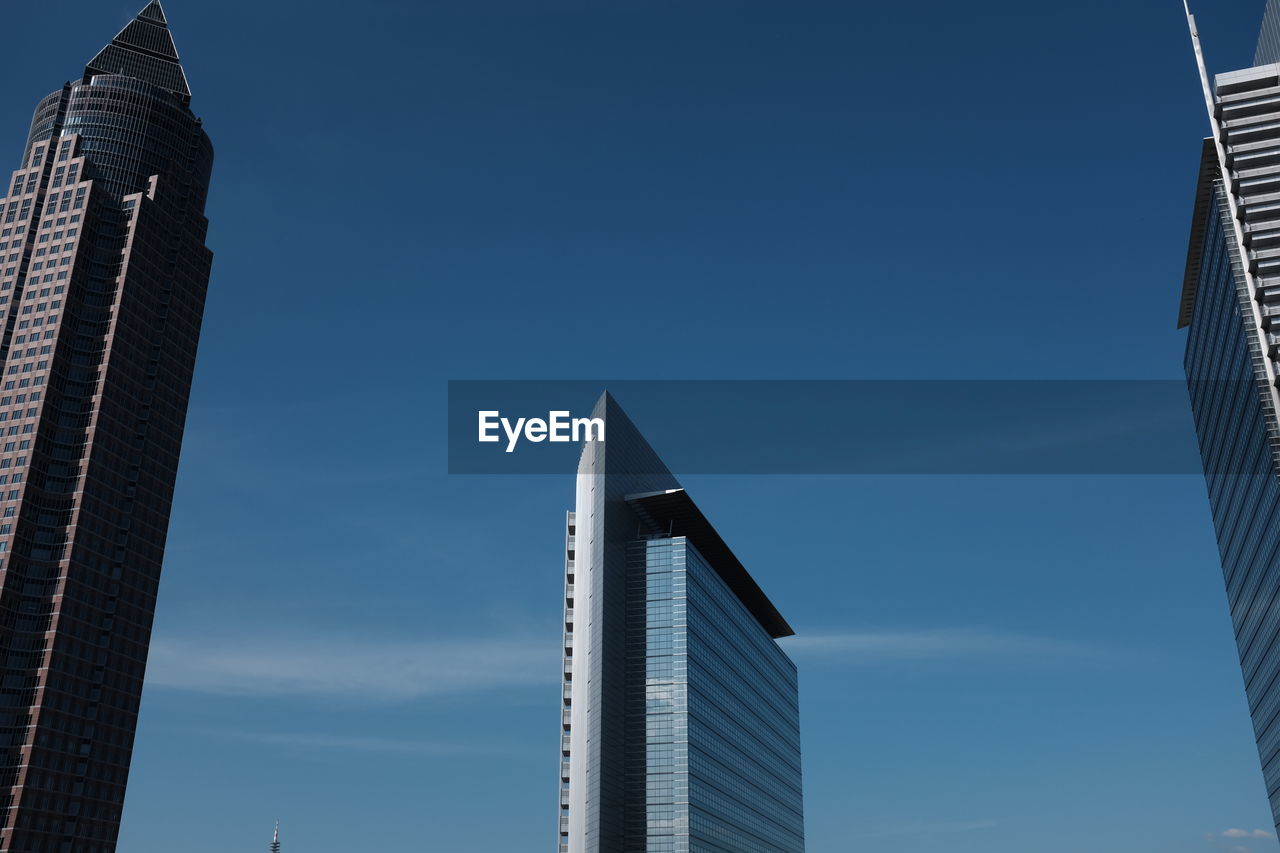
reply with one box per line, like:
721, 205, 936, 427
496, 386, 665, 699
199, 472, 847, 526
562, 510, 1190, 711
137, 1, 167, 24
85, 2, 190, 101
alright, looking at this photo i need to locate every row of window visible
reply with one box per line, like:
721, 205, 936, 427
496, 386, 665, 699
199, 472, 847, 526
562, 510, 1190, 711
34, 244, 75, 256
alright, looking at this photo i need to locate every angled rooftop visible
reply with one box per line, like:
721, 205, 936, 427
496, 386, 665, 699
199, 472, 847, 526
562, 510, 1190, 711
84, 1, 191, 101
626, 488, 795, 639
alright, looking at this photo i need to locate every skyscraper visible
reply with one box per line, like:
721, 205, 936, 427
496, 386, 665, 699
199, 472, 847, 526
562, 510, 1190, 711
0, 2, 213, 849
557, 394, 803, 853
1182, 0, 1280, 833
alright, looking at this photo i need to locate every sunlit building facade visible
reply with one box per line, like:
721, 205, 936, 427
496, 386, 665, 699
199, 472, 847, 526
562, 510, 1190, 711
557, 394, 803, 852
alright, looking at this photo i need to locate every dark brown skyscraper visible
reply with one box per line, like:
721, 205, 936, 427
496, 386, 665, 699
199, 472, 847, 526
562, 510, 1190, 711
0, 2, 213, 849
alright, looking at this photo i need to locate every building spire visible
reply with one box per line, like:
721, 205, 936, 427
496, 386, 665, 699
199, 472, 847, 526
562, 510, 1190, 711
137, 1, 168, 24
269, 821, 280, 853
84, 1, 191, 102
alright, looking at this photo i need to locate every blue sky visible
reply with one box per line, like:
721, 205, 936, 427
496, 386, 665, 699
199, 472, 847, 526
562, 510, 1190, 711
3, 0, 1279, 850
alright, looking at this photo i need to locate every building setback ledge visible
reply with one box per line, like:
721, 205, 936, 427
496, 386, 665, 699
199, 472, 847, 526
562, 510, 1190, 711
625, 488, 795, 638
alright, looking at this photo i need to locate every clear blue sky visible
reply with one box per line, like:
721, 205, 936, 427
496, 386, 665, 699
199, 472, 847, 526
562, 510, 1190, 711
2, 0, 1276, 851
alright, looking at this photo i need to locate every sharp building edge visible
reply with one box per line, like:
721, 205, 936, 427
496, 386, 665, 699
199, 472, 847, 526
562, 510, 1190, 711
1183, 0, 1280, 833
556, 393, 804, 852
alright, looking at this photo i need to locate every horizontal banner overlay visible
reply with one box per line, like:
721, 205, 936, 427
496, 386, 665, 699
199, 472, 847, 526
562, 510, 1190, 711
446, 380, 1231, 474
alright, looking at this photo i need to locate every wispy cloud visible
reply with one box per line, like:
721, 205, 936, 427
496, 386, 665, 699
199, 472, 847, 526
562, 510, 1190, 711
1223, 829, 1276, 840
864, 819, 1000, 838
145, 635, 558, 700
211, 729, 540, 759
782, 629, 1102, 663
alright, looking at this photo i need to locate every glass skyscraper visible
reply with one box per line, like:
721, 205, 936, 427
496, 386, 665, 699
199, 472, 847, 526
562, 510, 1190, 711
558, 394, 803, 852
1183, 0, 1280, 833
0, 2, 214, 850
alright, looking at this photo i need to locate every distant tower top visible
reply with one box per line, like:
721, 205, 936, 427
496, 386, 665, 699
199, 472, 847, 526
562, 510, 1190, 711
269, 822, 280, 853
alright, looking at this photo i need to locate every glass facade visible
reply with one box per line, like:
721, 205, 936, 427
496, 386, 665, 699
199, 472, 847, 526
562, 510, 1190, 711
1182, 14, 1280, 830
1258, 0, 1280, 66
1185, 185, 1280, 828
628, 538, 803, 853
560, 394, 803, 852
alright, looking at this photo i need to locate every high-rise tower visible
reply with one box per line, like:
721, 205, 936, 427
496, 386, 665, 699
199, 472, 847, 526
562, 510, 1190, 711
557, 394, 803, 852
0, 2, 214, 849
1183, 0, 1280, 833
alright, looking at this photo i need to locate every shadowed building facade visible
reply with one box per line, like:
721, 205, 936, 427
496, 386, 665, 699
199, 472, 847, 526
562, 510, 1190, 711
0, 2, 213, 850
557, 394, 803, 853
1183, 0, 1280, 833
